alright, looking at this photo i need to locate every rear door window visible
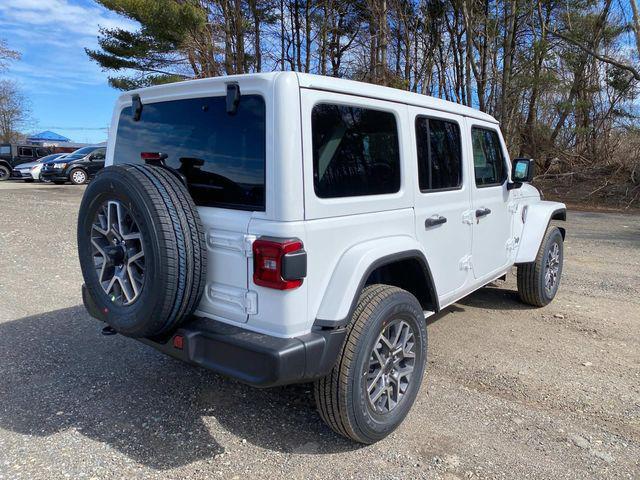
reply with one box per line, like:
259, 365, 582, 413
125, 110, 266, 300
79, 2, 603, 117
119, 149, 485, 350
415, 117, 462, 191
311, 103, 400, 198
471, 128, 507, 187
114, 95, 266, 211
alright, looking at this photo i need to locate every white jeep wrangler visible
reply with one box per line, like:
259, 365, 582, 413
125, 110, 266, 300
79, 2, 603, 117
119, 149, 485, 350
78, 72, 566, 444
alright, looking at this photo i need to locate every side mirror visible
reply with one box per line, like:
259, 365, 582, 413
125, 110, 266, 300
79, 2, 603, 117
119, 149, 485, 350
508, 158, 535, 189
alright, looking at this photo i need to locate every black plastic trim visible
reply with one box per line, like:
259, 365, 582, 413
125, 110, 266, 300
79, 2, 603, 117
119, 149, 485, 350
551, 208, 567, 222
282, 249, 307, 280
141, 317, 345, 388
83, 284, 345, 387
314, 250, 439, 328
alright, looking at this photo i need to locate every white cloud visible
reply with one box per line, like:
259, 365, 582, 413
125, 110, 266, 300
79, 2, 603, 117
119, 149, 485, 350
0, 0, 138, 92
0, 0, 136, 38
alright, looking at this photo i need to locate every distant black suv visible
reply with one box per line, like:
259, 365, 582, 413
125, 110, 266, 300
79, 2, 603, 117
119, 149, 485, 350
0, 144, 52, 180
40, 146, 106, 185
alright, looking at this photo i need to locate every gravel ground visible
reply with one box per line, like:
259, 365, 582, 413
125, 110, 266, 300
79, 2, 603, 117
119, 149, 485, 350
0, 181, 638, 479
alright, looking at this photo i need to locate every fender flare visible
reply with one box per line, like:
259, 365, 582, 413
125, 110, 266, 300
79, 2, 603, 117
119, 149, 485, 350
314, 236, 439, 328
515, 201, 566, 264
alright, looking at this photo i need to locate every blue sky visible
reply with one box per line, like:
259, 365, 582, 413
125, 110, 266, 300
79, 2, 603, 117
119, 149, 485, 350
0, 0, 137, 144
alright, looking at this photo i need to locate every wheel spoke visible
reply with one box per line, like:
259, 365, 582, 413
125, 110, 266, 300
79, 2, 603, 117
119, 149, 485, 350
91, 200, 145, 306
365, 318, 418, 414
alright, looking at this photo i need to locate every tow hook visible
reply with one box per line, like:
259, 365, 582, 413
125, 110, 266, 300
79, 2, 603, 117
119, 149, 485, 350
101, 325, 117, 336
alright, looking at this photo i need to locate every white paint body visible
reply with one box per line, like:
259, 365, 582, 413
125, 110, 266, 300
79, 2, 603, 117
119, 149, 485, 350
106, 72, 565, 338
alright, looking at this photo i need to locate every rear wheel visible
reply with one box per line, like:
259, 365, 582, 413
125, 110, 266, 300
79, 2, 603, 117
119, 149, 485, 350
70, 168, 88, 185
314, 284, 427, 444
0, 165, 10, 181
77, 164, 207, 337
517, 226, 564, 307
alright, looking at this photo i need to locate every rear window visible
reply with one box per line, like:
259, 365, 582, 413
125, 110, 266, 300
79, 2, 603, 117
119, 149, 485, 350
114, 95, 266, 210
311, 103, 400, 198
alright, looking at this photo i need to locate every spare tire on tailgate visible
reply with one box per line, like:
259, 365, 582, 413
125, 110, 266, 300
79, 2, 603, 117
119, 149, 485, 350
77, 164, 207, 338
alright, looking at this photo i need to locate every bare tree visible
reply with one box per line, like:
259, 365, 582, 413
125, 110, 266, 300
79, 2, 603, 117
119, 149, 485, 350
0, 80, 31, 143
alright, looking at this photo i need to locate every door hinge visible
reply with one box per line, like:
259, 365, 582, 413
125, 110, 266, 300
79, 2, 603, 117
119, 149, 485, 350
462, 210, 475, 225
244, 234, 256, 257
459, 254, 473, 271
208, 287, 258, 315
506, 237, 520, 251
244, 291, 258, 315
508, 202, 519, 214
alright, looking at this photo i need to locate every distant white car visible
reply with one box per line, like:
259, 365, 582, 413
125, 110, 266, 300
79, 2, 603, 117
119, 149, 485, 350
13, 153, 66, 181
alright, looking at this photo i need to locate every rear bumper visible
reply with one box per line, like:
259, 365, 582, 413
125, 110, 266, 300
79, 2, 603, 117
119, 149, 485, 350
82, 284, 346, 388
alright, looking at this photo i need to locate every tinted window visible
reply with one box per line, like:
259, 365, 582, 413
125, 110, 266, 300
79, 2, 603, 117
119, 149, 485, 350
115, 95, 266, 210
19, 147, 33, 157
415, 117, 462, 190
71, 146, 100, 156
312, 104, 400, 198
38, 154, 62, 163
472, 128, 506, 186
91, 148, 106, 160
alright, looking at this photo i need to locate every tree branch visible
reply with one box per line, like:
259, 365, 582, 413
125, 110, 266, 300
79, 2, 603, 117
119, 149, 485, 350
552, 30, 640, 81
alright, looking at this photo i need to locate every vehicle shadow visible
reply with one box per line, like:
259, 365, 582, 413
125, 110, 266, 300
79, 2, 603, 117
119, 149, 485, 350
458, 284, 532, 311
0, 306, 358, 470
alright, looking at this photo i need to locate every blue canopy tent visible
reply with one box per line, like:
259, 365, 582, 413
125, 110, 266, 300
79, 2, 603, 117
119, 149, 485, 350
27, 131, 71, 143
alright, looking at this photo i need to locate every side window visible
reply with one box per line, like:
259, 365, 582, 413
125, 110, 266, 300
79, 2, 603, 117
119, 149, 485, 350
311, 103, 400, 198
415, 117, 462, 191
19, 147, 34, 157
471, 128, 507, 187
92, 148, 106, 160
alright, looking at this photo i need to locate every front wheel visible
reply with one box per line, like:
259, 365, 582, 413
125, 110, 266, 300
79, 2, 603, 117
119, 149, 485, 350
69, 168, 88, 185
517, 226, 564, 307
314, 284, 427, 444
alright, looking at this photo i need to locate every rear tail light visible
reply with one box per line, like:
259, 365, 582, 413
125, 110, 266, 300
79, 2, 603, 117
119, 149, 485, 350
252, 238, 306, 290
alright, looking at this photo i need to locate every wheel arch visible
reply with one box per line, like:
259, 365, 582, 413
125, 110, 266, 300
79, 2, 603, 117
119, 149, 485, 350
515, 201, 566, 264
314, 236, 439, 328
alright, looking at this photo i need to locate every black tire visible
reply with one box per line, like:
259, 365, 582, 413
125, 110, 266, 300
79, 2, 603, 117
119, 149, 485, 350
77, 164, 207, 337
23, 179, 34, 183
0, 165, 10, 181
53, 180, 66, 185
69, 168, 88, 185
314, 284, 427, 444
517, 226, 563, 307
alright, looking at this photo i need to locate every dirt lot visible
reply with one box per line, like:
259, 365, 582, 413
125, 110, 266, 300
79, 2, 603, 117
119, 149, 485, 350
0, 181, 638, 479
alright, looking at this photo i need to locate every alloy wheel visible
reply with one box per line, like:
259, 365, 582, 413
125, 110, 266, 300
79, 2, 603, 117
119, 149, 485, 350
365, 319, 416, 414
544, 242, 560, 294
91, 200, 145, 306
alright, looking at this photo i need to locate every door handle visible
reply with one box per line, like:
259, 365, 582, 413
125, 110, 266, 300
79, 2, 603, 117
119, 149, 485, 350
425, 215, 447, 228
475, 207, 491, 218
